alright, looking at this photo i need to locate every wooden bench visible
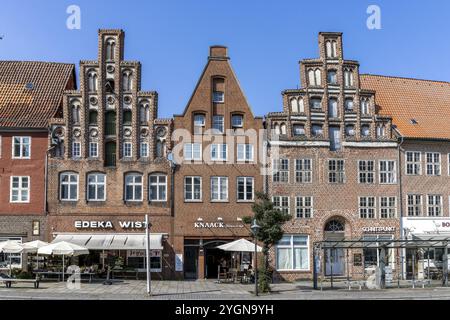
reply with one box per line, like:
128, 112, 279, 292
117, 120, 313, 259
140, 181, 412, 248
343, 280, 365, 290
0, 278, 40, 289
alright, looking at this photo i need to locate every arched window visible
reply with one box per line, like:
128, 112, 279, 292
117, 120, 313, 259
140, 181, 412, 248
87, 71, 97, 92
326, 40, 337, 58
122, 71, 132, 91
344, 69, 354, 87
140, 104, 150, 124
72, 104, 80, 124
324, 219, 345, 232
308, 69, 315, 86
314, 69, 321, 86
327, 70, 337, 84
290, 98, 298, 113
274, 123, 280, 135
105, 39, 115, 61
60, 172, 79, 201
89, 110, 98, 125
280, 123, 287, 135
377, 124, 386, 138
360, 98, 370, 115
298, 98, 304, 113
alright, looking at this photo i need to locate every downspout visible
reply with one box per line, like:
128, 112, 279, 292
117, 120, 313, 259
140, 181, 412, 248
397, 131, 405, 279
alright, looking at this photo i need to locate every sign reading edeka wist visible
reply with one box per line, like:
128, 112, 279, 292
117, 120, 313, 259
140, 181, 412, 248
74, 220, 146, 229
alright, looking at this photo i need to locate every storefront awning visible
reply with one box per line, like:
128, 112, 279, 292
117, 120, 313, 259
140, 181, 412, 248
53, 233, 164, 250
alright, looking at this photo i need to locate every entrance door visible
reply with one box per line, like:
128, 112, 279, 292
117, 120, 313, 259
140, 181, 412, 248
325, 248, 345, 276
184, 246, 198, 279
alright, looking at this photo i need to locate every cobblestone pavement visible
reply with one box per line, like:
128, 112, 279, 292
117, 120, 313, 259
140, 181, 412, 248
1, 280, 450, 300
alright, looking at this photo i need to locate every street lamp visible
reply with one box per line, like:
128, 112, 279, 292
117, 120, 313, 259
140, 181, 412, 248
145, 214, 153, 296
250, 219, 261, 296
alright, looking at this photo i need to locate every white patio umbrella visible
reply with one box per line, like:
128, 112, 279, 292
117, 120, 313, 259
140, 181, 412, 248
0, 240, 24, 276
216, 239, 262, 252
22, 240, 49, 270
38, 241, 89, 281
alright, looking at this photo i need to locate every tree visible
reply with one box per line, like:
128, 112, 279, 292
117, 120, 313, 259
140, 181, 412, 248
243, 192, 291, 292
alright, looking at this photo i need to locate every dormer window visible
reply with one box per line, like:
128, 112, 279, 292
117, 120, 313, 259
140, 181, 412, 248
308, 68, 321, 86
310, 97, 322, 110
193, 114, 205, 134
327, 70, 337, 85
345, 98, 354, 111
344, 69, 354, 87
326, 40, 337, 58
231, 114, 243, 128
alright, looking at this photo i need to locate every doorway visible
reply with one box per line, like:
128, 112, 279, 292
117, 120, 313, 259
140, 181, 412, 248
324, 218, 346, 276
184, 246, 198, 280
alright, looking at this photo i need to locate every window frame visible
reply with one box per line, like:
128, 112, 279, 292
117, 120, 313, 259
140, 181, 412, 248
358, 160, 375, 184
210, 144, 228, 161
231, 114, 244, 128
359, 196, 376, 219
273, 159, 289, 183
295, 159, 312, 184
273, 196, 290, 215
405, 151, 422, 176
210, 176, 229, 202
148, 174, 167, 202
426, 152, 441, 176
379, 160, 397, 184
59, 172, 79, 201
10, 176, 30, 203
89, 142, 98, 158
295, 196, 313, 218
86, 173, 106, 202
237, 144, 254, 162
12, 136, 31, 159
379, 196, 397, 219
72, 141, 81, 159
184, 143, 202, 161
236, 176, 254, 202
212, 115, 224, 133
276, 235, 310, 271
184, 176, 202, 202
140, 142, 149, 158
124, 173, 143, 202
328, 159, 345, 184
212, 91, 224, 103
407, 194, 422, 217
427, 194, 443, 217
123, 142, 133, 158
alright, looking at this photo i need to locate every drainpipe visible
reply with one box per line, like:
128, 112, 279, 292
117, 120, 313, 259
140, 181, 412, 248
397, 132, 405, 279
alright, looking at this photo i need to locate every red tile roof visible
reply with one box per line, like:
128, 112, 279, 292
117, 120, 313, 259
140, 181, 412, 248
0, 61, 75, 129
360, 74, 450, 140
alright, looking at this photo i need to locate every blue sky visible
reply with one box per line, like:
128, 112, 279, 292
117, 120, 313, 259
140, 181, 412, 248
1, 0, 449, 118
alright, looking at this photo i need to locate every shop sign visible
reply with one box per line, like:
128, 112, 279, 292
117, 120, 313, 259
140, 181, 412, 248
127, 250, 161, 258
194, 221, 245, 229
362, 226, 396, 234
175, 253, 183, 272
74, 220, 146, 229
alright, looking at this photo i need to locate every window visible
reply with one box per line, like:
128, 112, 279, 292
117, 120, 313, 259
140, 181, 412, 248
32, 221, 40, 236
237, 144, 254, 162
379, 160, 396, 184
105, 141, 116, 167
407, 194, 422, 217
328, 98, 338, 118
125, 173, 143, 201
184, 176, 202, 201
310, 97, 322, 109
426, 152, 441, 176
184, 143, 202, 161
273, 196, 290, 214
149, 174, 167, 201
292, 124, 305, 136
344, 69, 354, 87
427, 195, 442, 217
376, 124, 386, 138
311, 124, 323, 137
345, 98, 354, 111
358, 160, 375, 184
237, 177, 254, 201
361, 125, 370, 137
380, 197, 396, 218
140, 142, 149, 158
290, 98, 304, 113
10, 176, 29, 203
105, 111, 116, 135
123, 110, 132, 125
123, 142, 132, 158
359, 197, 376, 219
140, 104, 150, 124
276, 235, 309, 271
326, 40, 337, 58
273, 159, 289, 183
308, 69, 321, 86
327, 70, 337, 84
360, 98, 370, 115
211, 177, 228, 201
105, 39, 115, 61
72, 105, 80, 124
280, 123, 287, 135
122, 71, 132, 91
406, 151, 421, 175
156, 140, 165, 158
89, 110, 98, 125
345, 125, 356, 137
328, 159, 345, 183
231, 114, 243, 128
72, 142, 81, 158
213, 91, 224, 103
210, 144, 227, 161
89, 142, 98, 158
296, 197, 313, 218
329, 126, 341, 151
12, 136, 31, 159
60, 172, 78, 201
87, 71, 97, 91
87, 173, 106, 201
212, 115, 224, 133
295, 159, 312, 183
193, 114, 205, 134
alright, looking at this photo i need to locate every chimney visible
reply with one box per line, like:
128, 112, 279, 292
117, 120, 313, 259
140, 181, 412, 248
209, 45, 229, 60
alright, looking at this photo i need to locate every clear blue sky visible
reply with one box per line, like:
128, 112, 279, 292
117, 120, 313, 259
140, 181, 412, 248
1, 0, 449, 118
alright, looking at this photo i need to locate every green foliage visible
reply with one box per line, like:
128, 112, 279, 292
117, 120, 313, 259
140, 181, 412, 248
244, 192, 291, 292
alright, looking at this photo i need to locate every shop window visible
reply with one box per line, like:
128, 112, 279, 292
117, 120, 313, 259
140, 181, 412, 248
87, 173, 106, 201
276, 235, 309, 271
295, 159, 312, 183
60, 172, 79, 201
0, 237, 22, 269
363, 235, 395, 269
